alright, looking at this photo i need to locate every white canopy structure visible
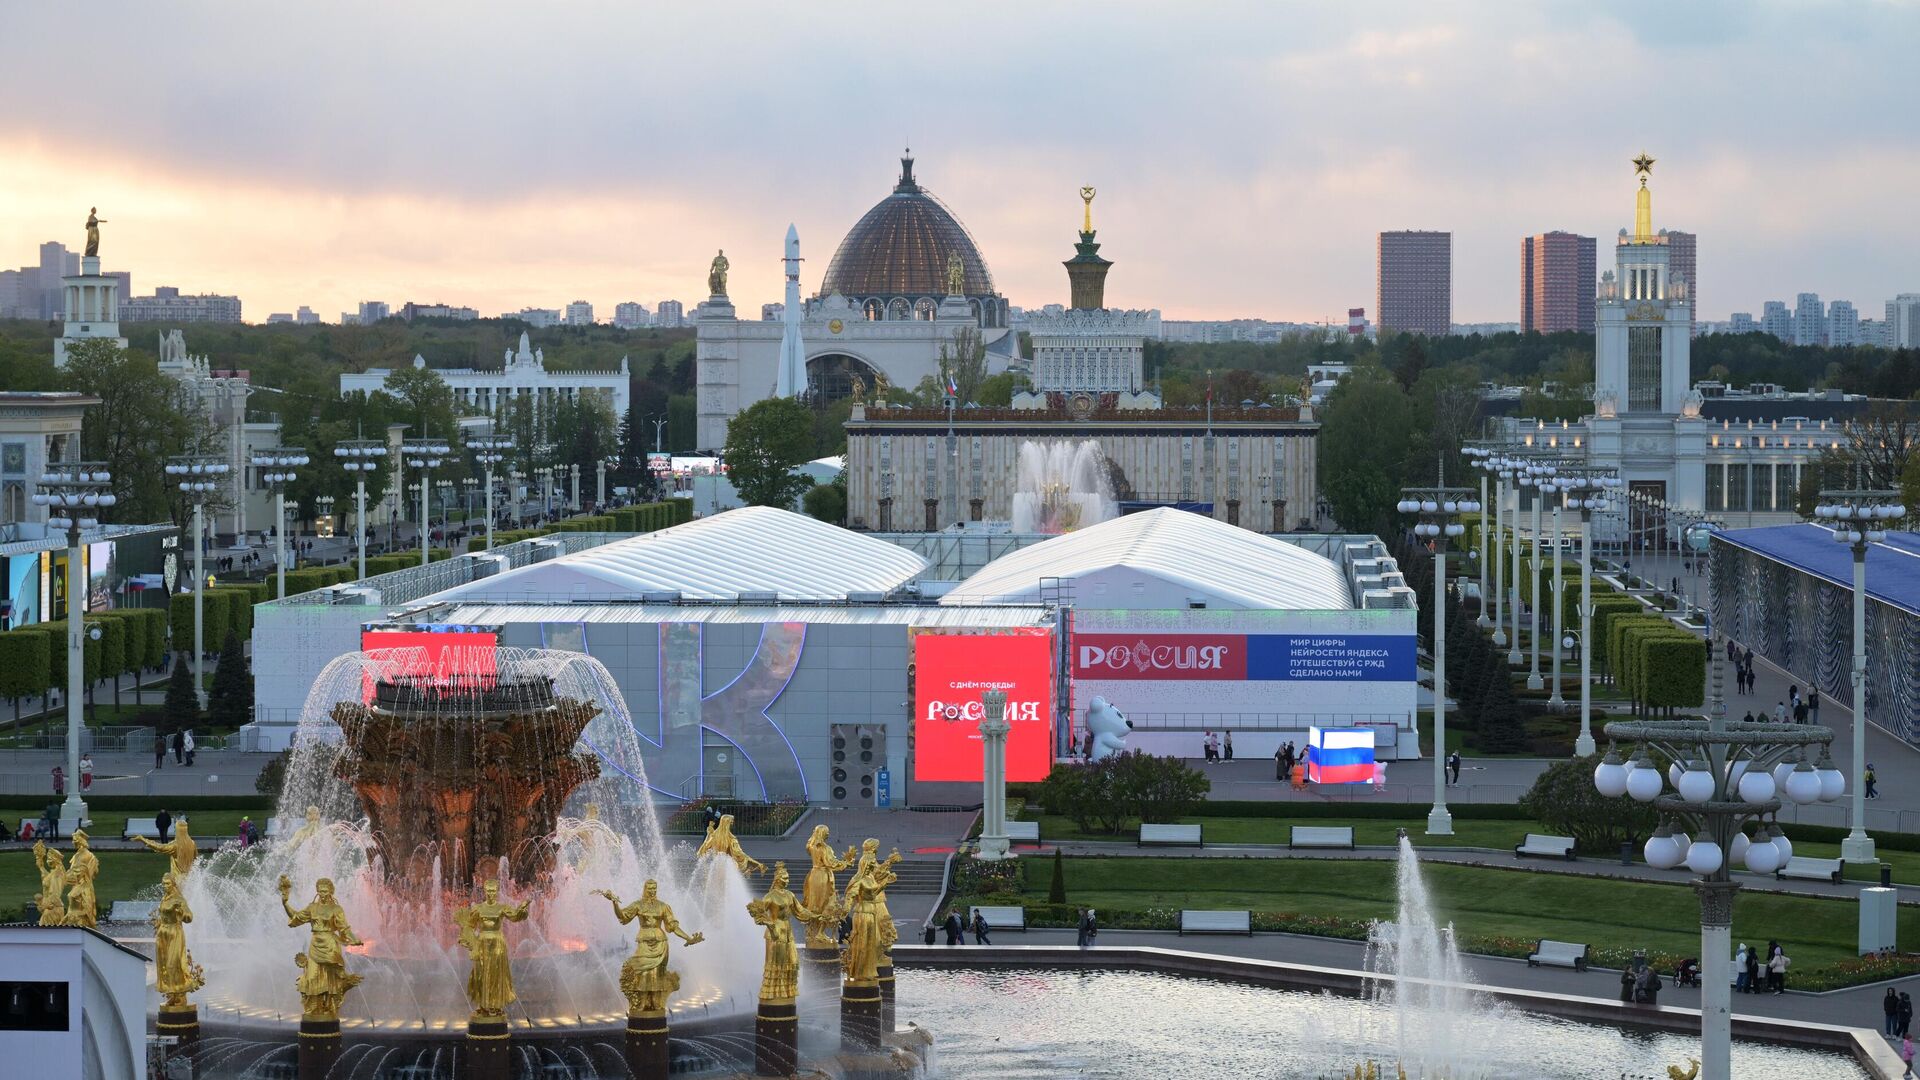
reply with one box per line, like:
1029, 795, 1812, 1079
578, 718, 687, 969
425, 505, 929, 603
941, 507, 1352, 610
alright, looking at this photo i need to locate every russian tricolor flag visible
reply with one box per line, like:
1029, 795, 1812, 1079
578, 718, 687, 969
1306, 726, 1376, 785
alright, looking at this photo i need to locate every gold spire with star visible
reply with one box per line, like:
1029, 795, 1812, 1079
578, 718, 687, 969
1632, 152, 1655, 242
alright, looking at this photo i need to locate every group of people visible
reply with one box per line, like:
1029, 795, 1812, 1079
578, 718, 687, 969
1732, 940, 1792, 995
936, 908, 993, 945
1273, 741, 1300, 780
1200, 731, 1233, 762
49, 754, 94, 798
1883, 988, 1918, 1074
153, 728, 197, 769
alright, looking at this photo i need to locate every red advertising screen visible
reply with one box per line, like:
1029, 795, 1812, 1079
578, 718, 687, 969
913, 632, 1054, 783
361, 626, 500, 687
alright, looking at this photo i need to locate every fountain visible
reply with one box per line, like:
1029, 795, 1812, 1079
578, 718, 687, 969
1009, 440, 1117, 533
148, 645, 929, 1079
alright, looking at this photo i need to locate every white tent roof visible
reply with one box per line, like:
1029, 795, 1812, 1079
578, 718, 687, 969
424, 506, 929, 603
941, 507, 1352, 610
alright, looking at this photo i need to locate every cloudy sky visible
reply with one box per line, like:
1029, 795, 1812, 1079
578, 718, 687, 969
3, 1, 1914, 323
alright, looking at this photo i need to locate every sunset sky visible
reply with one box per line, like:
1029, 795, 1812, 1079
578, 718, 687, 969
4, 1, 1915, 323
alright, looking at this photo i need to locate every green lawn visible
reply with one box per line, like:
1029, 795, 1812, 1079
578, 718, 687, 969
0, 849, 169, 920
1024, 812, 1536, 851
983, 856, 1918, 979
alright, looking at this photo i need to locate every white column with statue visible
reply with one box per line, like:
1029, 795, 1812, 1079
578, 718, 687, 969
975, 690, 1011, 861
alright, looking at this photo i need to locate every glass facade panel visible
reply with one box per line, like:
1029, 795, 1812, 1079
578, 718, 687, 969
1726, 463, 1749, 511
1628, 326, 1662, 411
1706, 464, 1725, 511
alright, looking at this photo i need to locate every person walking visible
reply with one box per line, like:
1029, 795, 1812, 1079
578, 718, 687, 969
153, 732, 166, 770
79, 753, 93, 793
1773, 701, 1788, 724
1887, 987, 1901, 1037
1794, 699, 1810, 724
51, 765, 64, 798
171, 727, 185, 765
1768, 947, 1790, 994
1900, 991, 1913, 1038
182, 728, 196, 767
971, 910, 991, 945
1274, 744, 1286, 780
1078, 907, 1097, 948
154, 807, 173, 842
1446, 751, 1462, 786
1809, 687, 1821, 724
1735, 943, 1752, 995
1743, 943, 1760, 993
1867, 765, 1880, 800
1201, 732, 1214, 762
1901, 1033, 1913, 1079
943, 908, 964, 946
1223, 731, 1234, 762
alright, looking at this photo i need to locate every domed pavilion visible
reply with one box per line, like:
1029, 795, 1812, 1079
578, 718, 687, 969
818, 152, 1008, 329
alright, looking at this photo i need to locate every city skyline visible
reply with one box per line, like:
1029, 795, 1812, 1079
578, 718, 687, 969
2, 2, 1915, 324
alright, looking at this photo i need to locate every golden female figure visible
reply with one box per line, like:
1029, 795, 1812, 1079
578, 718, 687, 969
455, 879, 531, 1019
62, 830, 100, 929
696, 814, 766, 876
32, 841, 66, 926
286, 805, 325, 850
746, 862, 819, 1003
598, 881, 704, 1014
840, 857, 886, 986
279, 875, 364, 1020
152, 872, 205, 1010
138, 818, 198, 878
800, 825, 855, 948
854, 839, 902, 958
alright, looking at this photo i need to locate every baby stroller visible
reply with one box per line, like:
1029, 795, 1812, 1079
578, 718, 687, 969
1675, 958, 1701, 988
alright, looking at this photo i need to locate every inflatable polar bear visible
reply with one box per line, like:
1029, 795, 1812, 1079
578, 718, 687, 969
1084, 696, 1133, 761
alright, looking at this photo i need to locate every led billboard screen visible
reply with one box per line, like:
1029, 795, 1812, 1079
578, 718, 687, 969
360, 625, 501, 686
912, 632, 1054, 783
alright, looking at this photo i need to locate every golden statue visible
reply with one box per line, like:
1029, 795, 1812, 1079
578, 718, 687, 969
286, 805, 325, 850
1668, 1061, 1701, 1080
1632, 152, 1656, 243
944, 251, 965, 297
746, 862, 822, 1003
598, 881, 704, 1014
1079, 185, 1097, 234
839, 851, 888, 986
858, 839, 902, 963
849, 373, 867, 404
708, 249, 730, 297
32, 841, 66, 926
279, 875, 364, 1021
62, 831, 99, 929
800, 824, 855, 948
138, 818, 198, 879
455, 879, 531, 1020
84, 207, 105, 258
696, 814, 766, 876
152, 872, 205, 1011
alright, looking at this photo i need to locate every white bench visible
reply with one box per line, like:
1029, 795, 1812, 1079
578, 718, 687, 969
1004, 820, 1041, 843
1514, 833, 1577, 860
967, 905, 1027, 932
107, 901, 158, 924
1776, 856, 1843, 884
1138, 823, 1203, 847
1527, 939, 1590, 971
265, 817, 288, 839
1179, 909, 1251, 935
122, 817, 176, 841
1289, 825, 1356, 849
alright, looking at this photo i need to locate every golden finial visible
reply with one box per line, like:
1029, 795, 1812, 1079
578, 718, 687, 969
1080, 186, 1097, 234
1632, 152, 1656, 242
1632, 152, 1655, 182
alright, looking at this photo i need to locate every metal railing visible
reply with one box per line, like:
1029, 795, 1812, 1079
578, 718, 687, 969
263, 531, 630, 610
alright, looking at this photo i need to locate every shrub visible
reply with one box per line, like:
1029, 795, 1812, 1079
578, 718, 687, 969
208, 630, 252, 730
169, 592, 228, 658
84, 616, 125, 687
1519, 754, 1658, 855
162, 657, 200, 733
1035, 752, 1209, 834
1047, 847, 1066, 904
0, 631, 52, 715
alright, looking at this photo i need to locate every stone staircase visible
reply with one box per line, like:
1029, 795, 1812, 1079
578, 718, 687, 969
887, 860, 948, 895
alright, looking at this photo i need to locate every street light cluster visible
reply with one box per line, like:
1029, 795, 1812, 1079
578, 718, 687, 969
1593, 742, 1844, 874
1813, 496, 1907, 542
1394, 495, 1480, 536
1397, 471, 1480, 836
32, 463, 117, 529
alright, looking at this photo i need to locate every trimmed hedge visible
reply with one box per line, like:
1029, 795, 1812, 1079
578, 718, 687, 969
169, 591, 229, 655
207, 587, 253, 641
1632, 630, 1706, 711
0, 630, 52, 701
94, 611, 145, 676
1590, 597, 1651, 670
32, 621, 101, 687
83, 616, 126, 683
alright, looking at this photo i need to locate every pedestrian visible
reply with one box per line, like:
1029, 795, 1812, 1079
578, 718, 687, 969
1726, 640, 1738, 664
1742, 943, 1760, 993
1794, 699, 1809, 724
1201, 732, 1214, 762
154, 807, 173, 842
1773, 701, 1788, 724
1735, 943, 1752, 995
171, 727, 185, 765
1223, 731, 1234, 762
972, 909, 991, 945
238, 816, 254, 849
1080, 907, 1098, 948
1743, 646, 1754, 670
154, 732, 166, 770
1274, 745, 1286, 780
1768, 947, 1789, 994
1447, 751, 1462, 786
943, 908, 965, 946
1742, 711, 1756, 724
183, 728, 196, 767
1809, 687, 1821, 723
1867, 765, 1879, 800
78, 752, 93, 793
51, 764, 64, 798
1901, 991, 1913, 1038
1902, 1033, 1914, 1079
1887, 987, 1901, 1036
1789, 685, 1800, 709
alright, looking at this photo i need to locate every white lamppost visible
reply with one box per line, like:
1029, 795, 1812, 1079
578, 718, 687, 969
32, 460, 115, 832
975, 690, 1012, 860
1487, 455, 1512, 646
1462, 445, 1497, 629
164, 455, 230, 707
466, 432, 513, 551
1597, 659, 1841, 1080
1399, 474, 1479, 837
249, 446, 308, 600
1506, 458, 1525, 663
333, 439, 386, 579
1813, 483, 1906, 864
401, 435, 450, 566
1520, 459, 1556, 691
569, 462, 582, 513
314, 495, 336, 546
1558, 470, 1619, 757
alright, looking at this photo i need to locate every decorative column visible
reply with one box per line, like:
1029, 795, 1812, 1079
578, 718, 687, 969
1476, 469, 1491, 627
1491, 458, 1509, 645
1814, 483, 1906, 864
1508, 466, 1524, 665
976, 690, 1011, 859
465, 1015, 510, 1080
625, 1007, 668, 1080
1526, 462, 1549, 690
1398, 472, 1479, 837
469, 435, 511, 550
165, 456, 228, 707
32, 460, 115, 833
1549, 487, 1566, 709
401, 434, 449, 566
250, 446, 308, 600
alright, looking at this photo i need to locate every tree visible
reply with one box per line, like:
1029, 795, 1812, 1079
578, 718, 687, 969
208, 631, 251, 730
1318, 368, 1415, 533
61, 339, 207, 522
937, 325, 989, 405
0, 631, 51, 724
802, 470, 847, 524
1047, 847, 1067, 904
722, 397, 817, 508
162, 657, 200, 734
1519, 755, 1659, 855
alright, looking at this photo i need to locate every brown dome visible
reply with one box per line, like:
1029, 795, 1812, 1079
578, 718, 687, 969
818, 154, 997, 300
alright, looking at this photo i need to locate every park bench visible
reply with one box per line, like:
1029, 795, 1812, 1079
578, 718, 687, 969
1178, 909, 1252, 935
1514, 833, 1578, 860
121, 817, 178, 841
265, 817, 288, 839
1138, 823, 1203, 847
1527, 939, 1590, 971
1003, 820, 1041, 844
1289, 825, 1356, 850
1776, 856, 1843, 884
107, 901, 158, 924
967, 905, 1027, 932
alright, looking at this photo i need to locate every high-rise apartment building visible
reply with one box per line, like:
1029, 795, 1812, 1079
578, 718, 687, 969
1520, 231, 1596, 333
656, 299, 685, 328
120, 286, 243, 323
1760, 300, 1792, 341
1826, 300, 1860, 347
1792, 292, 1825, 346
358, 300, 391, 324
296, 306, 319, 324
1888, 295, 1920, 348
1376, 230, 1451, 337
613, 301, 649, 329
1666, 231, 1696, 337
1728, 312, 1757, 334
565, 300, 594, 326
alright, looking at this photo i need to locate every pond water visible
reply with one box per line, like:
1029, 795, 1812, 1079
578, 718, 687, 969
895, 968, 1869, 1079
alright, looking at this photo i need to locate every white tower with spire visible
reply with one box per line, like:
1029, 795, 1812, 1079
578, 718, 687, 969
775, 224, 806, 398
